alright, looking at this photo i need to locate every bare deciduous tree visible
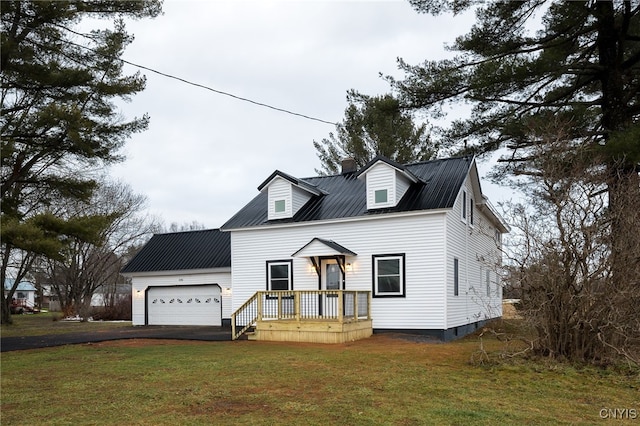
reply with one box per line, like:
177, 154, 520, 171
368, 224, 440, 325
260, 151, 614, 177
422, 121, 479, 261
502, 119, 640, 365
46, 181, 158, 320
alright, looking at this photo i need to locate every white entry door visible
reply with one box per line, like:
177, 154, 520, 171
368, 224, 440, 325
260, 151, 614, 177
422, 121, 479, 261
147, 285, 222, 326
320, 259, 343, 317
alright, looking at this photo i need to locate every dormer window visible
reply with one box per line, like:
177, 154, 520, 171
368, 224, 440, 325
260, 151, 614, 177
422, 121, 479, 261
375, 189, 388, 204
356, 156, 422, 211
274, 200, 286, 213
258, 170, 325, 221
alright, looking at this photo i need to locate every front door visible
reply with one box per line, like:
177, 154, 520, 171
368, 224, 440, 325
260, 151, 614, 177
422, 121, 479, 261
320, 259, 343, 316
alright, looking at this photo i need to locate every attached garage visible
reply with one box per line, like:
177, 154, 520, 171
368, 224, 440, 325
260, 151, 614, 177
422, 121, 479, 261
147, 284, 222, 326
121, 229, 232, 327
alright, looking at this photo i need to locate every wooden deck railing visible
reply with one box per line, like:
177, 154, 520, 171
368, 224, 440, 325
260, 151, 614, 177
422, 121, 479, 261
231, 290, 371, 340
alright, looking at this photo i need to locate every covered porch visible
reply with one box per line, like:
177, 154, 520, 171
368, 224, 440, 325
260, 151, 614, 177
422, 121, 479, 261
231, 290, 372, 343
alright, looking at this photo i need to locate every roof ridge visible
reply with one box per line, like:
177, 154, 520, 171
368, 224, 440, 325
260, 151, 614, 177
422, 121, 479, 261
155, 228, 221, 236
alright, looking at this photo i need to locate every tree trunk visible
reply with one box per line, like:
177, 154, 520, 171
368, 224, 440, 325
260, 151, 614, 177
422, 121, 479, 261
608, 166, 640, 287
1, 297, 13, 325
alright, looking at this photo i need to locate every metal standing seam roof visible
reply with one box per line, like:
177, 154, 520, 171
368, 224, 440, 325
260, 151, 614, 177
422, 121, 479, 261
221, 156, 474, 230
120, 229, 231, 274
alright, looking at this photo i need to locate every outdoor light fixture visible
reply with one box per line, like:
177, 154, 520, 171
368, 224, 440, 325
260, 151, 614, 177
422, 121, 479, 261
346, 263, 353, 272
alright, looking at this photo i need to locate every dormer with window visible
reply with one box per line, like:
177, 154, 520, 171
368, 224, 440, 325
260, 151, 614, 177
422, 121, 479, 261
258, 170, 324, 221
356, 156, 422, 210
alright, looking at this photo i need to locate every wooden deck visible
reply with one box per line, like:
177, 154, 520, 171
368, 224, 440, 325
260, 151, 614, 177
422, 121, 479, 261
232, 290, 372, 343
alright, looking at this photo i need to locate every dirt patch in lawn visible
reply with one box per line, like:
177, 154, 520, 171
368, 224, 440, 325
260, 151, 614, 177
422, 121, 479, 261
92, 339, 211, 348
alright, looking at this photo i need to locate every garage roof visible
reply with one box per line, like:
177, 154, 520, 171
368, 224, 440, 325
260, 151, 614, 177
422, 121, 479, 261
121, 229, 231, 274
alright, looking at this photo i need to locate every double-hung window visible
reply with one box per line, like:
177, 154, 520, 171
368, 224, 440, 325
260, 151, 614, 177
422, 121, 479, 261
454, 258, 459, 296
372, 254, 405, 297
461, 191, 467, 222
486, 269, 491, 296
267, 260, 292, 291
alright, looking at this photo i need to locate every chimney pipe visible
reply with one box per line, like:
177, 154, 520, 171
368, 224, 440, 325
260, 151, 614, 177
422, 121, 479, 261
341, 157, 357, 174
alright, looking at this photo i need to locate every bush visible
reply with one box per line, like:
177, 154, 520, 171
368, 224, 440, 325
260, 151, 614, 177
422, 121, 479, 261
91, 294, 132, 321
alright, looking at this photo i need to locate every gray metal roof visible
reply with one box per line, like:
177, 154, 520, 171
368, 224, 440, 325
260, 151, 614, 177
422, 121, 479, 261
121, 229, 231, 274
257, 169, 325, 195
222, 156, 474, 230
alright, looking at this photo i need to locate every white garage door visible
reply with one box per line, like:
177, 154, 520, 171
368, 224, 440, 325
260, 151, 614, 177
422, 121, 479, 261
147, 285, 221, 326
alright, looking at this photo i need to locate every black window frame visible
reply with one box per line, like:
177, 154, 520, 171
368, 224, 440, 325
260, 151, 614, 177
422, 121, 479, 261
266, 260, 293, 291
372, 253, 406, 298
454, 257, 459, 296
461, 191, 467, 221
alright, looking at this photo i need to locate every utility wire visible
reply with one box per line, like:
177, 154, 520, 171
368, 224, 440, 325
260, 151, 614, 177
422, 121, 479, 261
55, 27, 338, 126
119, 57, 338, 126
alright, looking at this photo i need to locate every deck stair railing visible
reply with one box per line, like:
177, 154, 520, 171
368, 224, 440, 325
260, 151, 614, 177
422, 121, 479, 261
231, 290, 371, 340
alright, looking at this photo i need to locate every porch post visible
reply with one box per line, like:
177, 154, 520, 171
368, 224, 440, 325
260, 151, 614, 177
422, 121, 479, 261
257, 291, 263, 321
338, 291, 344, 323
295, 291, 301, 322
354, 291, 358, 321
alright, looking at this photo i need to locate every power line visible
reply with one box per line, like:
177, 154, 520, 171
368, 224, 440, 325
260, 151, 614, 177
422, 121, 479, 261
119, 57, 337, 126
55, 27, 337, 126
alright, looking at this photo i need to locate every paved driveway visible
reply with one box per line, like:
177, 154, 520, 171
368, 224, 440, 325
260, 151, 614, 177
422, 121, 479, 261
1, 326, 232, 352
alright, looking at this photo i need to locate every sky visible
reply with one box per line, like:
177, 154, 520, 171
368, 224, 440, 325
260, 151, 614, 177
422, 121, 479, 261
106, 0, 518, 229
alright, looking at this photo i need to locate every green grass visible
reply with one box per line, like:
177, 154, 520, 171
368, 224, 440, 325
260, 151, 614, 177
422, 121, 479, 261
2, 323, 638, 425
1, 311, 131, 337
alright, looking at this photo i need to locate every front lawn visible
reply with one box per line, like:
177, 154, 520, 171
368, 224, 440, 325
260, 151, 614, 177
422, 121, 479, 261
0, 311, 131, 337
2, 322, 638, 425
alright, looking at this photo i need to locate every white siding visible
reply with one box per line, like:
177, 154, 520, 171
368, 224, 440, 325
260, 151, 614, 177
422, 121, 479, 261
267, 177, 292, 220
396, 174, 412, 203
365, 163, 396, 209
445, 177, 502, 329
292, 186, 312, 216
131, 270, 232, 326
230, 213, 447, 330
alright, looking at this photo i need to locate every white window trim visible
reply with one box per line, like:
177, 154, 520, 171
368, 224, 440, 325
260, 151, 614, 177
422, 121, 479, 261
266, 260, 293, 291
372, 254, 405, 297
274, 199, 286, 213
485, 269, 491, 297
374, 189, 388, 204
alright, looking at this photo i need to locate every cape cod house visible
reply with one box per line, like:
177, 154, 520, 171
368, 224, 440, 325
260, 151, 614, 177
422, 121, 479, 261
122, 155, 508, 342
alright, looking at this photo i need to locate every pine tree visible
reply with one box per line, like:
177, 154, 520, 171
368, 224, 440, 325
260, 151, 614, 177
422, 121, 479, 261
314, 91, 437, 175
0, 1, 162, 323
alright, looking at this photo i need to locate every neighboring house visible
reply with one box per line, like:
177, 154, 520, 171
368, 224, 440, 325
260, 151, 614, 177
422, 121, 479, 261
121, 229, 231, 326
4, 279, 37, 312
122, 155, 508, 341
90, 282, 132, 307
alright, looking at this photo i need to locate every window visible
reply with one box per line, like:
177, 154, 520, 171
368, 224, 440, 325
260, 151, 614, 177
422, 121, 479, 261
469, 196, 474, 225
375, 189, 388, 204
274, 200, 286, 213
267, 260, 292, 291
454, 258, 459, 296
372, 254, 405, 297
461, 191, 467, 221
486, 269, 491, 297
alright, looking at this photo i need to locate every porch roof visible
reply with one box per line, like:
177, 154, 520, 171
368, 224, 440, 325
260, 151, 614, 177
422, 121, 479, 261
291, 238, 357, 258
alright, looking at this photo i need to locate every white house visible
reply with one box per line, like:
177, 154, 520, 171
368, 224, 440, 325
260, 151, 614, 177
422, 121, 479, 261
4, 279, 37, 312
220, 155, 508, 340
122, 156, 508, 341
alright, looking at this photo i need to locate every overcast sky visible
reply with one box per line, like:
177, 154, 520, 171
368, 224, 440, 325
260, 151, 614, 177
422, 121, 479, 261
107, 0, 517, 229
